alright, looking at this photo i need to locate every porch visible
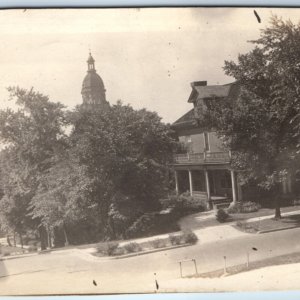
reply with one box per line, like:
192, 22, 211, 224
174, 151, 231, 165
174, 168, 240, 209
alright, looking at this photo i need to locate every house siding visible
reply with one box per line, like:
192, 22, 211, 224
178, 129, 224, 154
208, 132, 224, 152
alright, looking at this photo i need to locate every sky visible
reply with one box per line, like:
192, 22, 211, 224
0, 8, 300, 123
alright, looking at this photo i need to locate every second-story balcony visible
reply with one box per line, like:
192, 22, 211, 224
173, 151, 231, 165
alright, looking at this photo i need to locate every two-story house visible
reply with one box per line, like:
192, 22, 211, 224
172, 80, 297, 210
171, 81, 242, 209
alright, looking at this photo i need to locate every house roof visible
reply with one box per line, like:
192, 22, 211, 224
172, 108, 196, 129
173, 82, 239, 131
188, 83, 234, 103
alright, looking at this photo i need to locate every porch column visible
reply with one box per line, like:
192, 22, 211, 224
204, 169, 211, 200
175, 170, 179, 195
230, 170, 237, 204
188, 170, 193, 196
204, 169, 212, 209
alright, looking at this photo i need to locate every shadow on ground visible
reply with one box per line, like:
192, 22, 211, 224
282, 214, 300, 224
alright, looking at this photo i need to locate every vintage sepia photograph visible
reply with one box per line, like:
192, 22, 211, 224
0, 6, 300, 295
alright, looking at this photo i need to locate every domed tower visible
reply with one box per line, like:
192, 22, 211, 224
81, 52, 109, 109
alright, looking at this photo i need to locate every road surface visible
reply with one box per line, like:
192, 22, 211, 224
1, 226, 300, 294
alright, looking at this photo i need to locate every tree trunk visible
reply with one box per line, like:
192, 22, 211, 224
6, 235, 12, 247
47, 227, 52, 248
63, 224, 69, 247
19, 233, 23, 248
110, 219, 116, 240
274, 193, 282, 220
39, 226, 47, 250
13, 232, 16, 247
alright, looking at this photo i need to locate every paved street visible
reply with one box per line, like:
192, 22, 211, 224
1, 226, 300, 294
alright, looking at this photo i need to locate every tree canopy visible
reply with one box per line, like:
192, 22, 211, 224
0, 89, 177, 246
200, 16, 300, 218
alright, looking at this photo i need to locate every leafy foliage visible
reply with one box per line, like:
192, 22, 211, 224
0, 87, 68, 248
123, 242, 142, 253
182, 230, 198, 244
227, 201, 261, 214
200, 17, 300, 217
216, 208, 229, 223
68, 102, 177, 239
0, 89, 177, 245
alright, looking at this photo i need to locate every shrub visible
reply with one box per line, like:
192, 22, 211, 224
126, 214, 156, 238
169, 234, 183, 245
241, 201, 261, 213
123, 242, 142, 253
28, 245, 38, 252
96, 241, 119, 256
228, 201, 261, 214
227, 202, 241, 214
216, 208, 229, 223
3, 251, 10, 257
182, 230, 198, 244
178, 194, 206, 213
163, 193, 207, 216
151, 238, 167, 249
112, 247, 126, 256
106, 242, 119, 256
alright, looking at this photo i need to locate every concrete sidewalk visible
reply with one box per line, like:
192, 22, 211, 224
3, 208, 300, 261
190, 210, 299, 245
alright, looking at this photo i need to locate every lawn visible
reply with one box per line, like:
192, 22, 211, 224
233, 205, 300, 221
194, 251, 300, 279
234, 214, 300, 233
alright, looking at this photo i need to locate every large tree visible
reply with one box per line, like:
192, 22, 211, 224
69, 101, 177, 239
0, 88, 177, 244
0, 87, 68, 248
200, 16, 300, 218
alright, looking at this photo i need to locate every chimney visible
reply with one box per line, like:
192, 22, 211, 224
191, 81, 207, 87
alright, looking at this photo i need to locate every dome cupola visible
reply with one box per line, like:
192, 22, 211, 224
81, 52, 109, 109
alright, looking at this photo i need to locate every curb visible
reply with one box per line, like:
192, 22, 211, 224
257, 225, 300, 234
0, 253, 37, 261
92, 243, 193, 260
113, 243, 192, 259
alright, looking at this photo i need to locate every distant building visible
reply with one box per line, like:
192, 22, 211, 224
171, 81, 294, 209
81, 52, 109, 109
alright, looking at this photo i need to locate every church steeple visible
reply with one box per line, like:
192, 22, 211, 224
81, 52, 109, 109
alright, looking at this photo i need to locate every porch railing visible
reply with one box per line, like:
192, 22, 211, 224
173, 151, 231, 164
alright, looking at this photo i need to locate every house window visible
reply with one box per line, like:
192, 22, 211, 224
204, 132, 210, 151
185, 135, 192, 143
185, 135, 193, 153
